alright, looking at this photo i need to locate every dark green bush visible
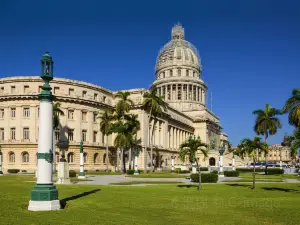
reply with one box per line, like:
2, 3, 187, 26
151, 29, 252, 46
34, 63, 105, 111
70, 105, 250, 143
84, 170, 88, 172
21, 170, 27, 172
175, 168, 181, 173
236, 168, 265, 173
267, 168, 284, 175
7, 169, 20, 173
69, 170, 76, 177
179, 170, 190, 174
211, 170, 218, 175
190, 172, 218, 183
127, 169, 143, 175
224, 171, 240, 177
200, 167, 208, 171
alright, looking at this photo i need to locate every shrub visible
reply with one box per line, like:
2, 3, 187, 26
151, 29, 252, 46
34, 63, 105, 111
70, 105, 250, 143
190, 172, 218, 183
127, 169, 143, 175
21, 170, 27, 173
175, 168, 181, 173
69, 170, 76, 177
236, 168, 265, 173
7, 169, 20, 174
211, 170, 218, 175
84, 170, 88, 172
224, 171, 240, 177
267, 168, 284, 175
179, 170, 190, 174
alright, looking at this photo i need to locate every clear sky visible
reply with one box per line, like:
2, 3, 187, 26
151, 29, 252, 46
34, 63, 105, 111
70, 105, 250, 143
0, 0, 299, 145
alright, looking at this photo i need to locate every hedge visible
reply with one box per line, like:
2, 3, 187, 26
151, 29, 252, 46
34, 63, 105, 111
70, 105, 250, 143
196, 167, 208, 171
224, 171, 240, 177
190, 172, 218, 183
126, 169, 144, 175
69, 170, 76, 177
7, 169, 20, 174
267, 168, 284, 175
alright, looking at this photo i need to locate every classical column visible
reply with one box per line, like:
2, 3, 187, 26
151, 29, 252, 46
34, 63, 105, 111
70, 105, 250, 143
134, 149, 140, 175
219, 144, 225, 177
78, 140, 86, 179
170, 84, 173, 100
28, 51, 60, 211
200, 87, 202, 103
171, 155, 175, 172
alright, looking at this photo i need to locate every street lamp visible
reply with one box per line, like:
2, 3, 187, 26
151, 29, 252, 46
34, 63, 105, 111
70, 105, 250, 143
218, 141, 225, 177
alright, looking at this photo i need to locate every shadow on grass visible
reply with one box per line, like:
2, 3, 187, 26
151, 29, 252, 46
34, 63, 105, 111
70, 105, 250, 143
177, 184, 198, 188
226, 184, 252, 188
60, 189, 100, 209
262, 187, 300, 194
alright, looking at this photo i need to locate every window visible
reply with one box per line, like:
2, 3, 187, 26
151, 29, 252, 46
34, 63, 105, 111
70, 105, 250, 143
69, 88, 74, 96
102, 132, 105, 144
11, 108, 16, 118
0, 128, 4, 140
11, 128, 16, 140
82, 130, 87, 142
84, 152, 88, 163
67, 152, 74, 163
54, 87, 59, 94
82, 91, 87, 97
103, 96, 106, 102
186, 69, 189, 76
94, 93, 98, 100
0, 109, 4, 118
55, 128, 60, 141
103, 153, 107, 164
37, 108, 40, 117
23, 128, 30, 140
22, 152, 29, 163
24, 85, 29, 94
178, 69, 181, 76
23, 108, 30, 117
82, 111, 87, 121
11, 86, 16, 94
93, 131, 97, 142
93, 153, 99, 163
93, 113, 97, 122
68, 129, 74, 141
68, 110, 74, 119
169, 70, 173, 77
9, 152, 15, 163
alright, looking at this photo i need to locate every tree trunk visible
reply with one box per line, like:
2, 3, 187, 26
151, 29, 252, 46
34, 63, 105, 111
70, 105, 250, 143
116, 148, 120, 172
150, 119, 156, 172
252, 159, 256, 189
196, 161, 201, 191
265, 136, 268, 175
121, 148, 124, 173
129, 148, 132, 170
106, 135, 109, 172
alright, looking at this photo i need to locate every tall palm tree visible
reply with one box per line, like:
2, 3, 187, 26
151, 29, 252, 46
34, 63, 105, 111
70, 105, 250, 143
125, 114, 140, 169
143, 88, 167, 171
53, 102, 64, 172
179, 136, 208, 191
253, 104, 282, 174
282, 88, 300, 128
283, 129, 300, 166
115, 91, 134, 117
236, 137, 268, 189
98, 110, 114, 172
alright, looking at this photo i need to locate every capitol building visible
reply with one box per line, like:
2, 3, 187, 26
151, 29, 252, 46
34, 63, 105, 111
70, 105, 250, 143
0, 25, 294, 173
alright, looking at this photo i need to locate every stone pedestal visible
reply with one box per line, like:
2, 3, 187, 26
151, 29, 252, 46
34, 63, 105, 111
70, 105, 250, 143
56, 162, 70, 184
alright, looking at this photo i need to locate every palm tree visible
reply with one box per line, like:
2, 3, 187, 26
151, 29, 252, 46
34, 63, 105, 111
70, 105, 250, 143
253, 104, 282, 174
143, 88, 167, 171
179, 136, 208, 191
224, 141, 236, 170
98, 110, 114, 172
53, 102, 64, 172
125, 114, 140, 169
236, 137, 268, 189
131, 135, 142, 174
282, 88, 300, 128
115, 91, 134, 117
283, 129, 300, 168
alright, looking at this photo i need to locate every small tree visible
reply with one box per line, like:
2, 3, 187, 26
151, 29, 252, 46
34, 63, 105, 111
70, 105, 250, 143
143, 88, 167, 172
282, 88, 300, 129
253, 104, 282, 174
179, 136, 208, 191
236, 137, 268, 189
98, 110, 114, 172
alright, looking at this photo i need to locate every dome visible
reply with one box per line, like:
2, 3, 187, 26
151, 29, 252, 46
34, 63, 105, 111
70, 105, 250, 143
155, 24, 201, 72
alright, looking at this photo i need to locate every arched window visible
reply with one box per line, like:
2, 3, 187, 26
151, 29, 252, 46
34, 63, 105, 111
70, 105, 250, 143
209, 157, 216, 166
22, 151, 29, 163
9, 152, 15, 163
94, 153, 99, 164
178, 69, 181, 76
84, 152, 88, 163
68, 152, 74, 163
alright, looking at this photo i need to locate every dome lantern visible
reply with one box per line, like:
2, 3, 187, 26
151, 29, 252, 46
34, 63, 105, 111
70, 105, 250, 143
172, 24, 185, 40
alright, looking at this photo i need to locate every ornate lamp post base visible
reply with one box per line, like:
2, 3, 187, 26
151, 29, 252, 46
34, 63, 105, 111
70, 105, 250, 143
28, 184, 60, 211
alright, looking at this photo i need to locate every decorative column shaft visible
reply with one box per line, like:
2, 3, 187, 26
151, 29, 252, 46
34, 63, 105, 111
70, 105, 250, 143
232, 155, 235, 171
134, 149, 139, 175
171, 155, 175, 172
28, 51, 60, 211
78, 140, 86, 179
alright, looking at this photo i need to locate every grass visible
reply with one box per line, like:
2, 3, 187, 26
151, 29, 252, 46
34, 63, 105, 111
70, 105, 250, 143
70, 178, 93, 182
226, 179, 283, 183
1, 176, 300, 224
110, 181, 183, 185
239, 173, 298, 180
126, 172, 188, 178
84, 171, 122, 175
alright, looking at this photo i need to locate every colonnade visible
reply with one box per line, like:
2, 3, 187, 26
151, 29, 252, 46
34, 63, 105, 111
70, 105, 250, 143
168, 126, 192, 150
156, 83, 205, 104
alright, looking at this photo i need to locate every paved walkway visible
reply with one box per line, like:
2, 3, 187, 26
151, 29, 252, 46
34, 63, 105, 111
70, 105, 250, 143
71, 175, 241, 185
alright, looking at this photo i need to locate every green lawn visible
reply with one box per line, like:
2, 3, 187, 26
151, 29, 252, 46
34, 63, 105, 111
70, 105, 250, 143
1, 175, 300, 225
240, 173, 298, 180
85, 171, 122, 175
110, 181, 183, 185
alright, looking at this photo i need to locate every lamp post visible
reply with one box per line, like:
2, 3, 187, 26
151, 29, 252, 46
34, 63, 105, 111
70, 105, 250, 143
28, 51, 60, 211
219, 141, 225, 177
0, 145, 3, 176
78, 140, 86, 179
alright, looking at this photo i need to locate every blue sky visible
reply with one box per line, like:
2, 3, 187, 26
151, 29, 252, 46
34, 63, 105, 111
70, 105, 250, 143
0, 0, 299, 145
